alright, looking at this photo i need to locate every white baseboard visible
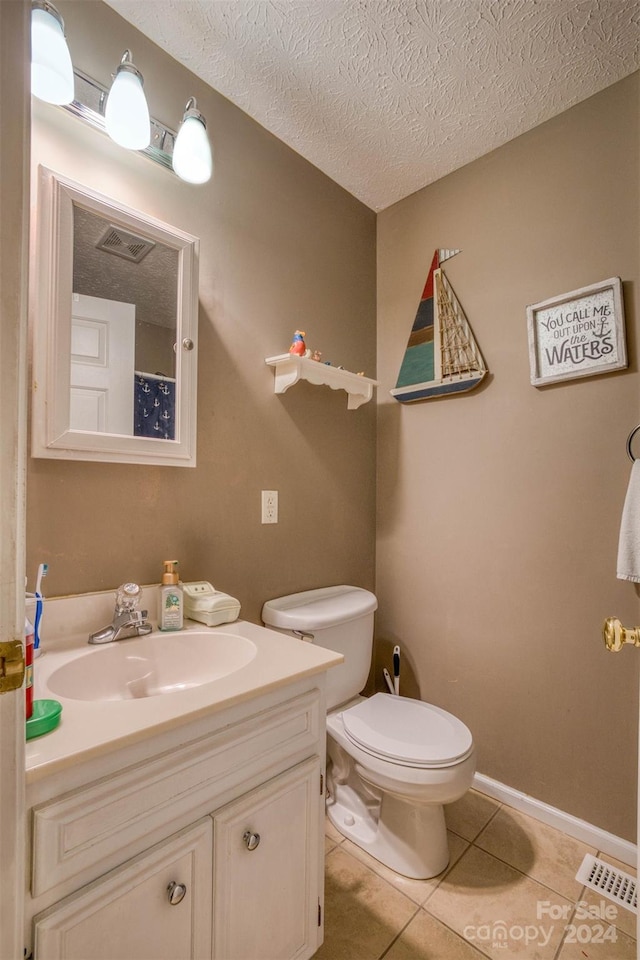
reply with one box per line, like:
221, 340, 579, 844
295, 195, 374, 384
473, 773, 637, 869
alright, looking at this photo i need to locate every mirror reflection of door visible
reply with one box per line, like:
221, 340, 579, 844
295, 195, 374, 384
70, 293, 135, 434
72, 204, 179, 440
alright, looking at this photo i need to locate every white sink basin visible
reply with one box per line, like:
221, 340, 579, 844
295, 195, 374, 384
46, 631, 258, 701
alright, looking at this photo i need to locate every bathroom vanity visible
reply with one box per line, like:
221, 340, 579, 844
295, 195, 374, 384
24, 605, 341, 960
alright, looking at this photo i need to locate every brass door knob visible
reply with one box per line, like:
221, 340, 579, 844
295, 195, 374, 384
603, 617, 640, 652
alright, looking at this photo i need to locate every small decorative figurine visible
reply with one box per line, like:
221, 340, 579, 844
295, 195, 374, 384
289, 330, 306, 356
311, 349, 322, 362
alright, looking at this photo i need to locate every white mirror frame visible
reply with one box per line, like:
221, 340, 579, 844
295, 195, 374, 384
31, 166, 199, 466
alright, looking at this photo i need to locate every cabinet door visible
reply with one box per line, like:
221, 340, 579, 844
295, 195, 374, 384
34, 819, 212, 960
213, 757, 322, 960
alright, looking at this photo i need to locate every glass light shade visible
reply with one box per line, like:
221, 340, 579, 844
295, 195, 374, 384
173, 114, 213, 184
105, 66, 150, 150
31, 5, 74, 105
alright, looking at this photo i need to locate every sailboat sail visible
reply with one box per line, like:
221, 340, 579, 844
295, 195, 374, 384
391, 249, 487, 403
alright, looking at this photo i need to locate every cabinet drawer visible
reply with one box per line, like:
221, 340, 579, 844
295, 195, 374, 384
34, 819, 212, 960
32, 688, 321, 897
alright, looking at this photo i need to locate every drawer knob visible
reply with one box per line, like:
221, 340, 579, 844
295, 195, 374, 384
167, 881, 187, 905
243, 830, 260, 851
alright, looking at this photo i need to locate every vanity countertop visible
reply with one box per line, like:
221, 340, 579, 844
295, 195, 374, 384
26, 618, 341, 783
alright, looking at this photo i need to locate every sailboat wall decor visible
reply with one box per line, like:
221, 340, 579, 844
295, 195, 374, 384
391, 249, 487, 403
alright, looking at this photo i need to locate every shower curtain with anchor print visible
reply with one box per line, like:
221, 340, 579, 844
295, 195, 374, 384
134, 372, 176, 440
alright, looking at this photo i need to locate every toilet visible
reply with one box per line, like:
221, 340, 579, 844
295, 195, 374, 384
261, 585, 476, 880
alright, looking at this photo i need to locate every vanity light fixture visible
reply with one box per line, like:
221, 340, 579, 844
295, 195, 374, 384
172, 98, 213, 185
30, 7, 214, 186
104, 50, 151, 150
31, 1, 74, 105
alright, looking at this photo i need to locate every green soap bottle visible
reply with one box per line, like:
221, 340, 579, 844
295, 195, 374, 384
159, 560, 184, 631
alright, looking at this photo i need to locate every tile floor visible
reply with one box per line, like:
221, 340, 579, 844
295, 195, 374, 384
314, 789, 637, 960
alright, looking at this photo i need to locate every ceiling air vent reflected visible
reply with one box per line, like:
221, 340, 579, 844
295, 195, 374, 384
95, 224, 156, 263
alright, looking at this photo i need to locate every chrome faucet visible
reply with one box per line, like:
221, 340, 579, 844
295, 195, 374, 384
88, 582, 153, 644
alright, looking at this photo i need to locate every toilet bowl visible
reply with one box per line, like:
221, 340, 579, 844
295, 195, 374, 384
262, 585, 476, 880
326, 693, 475, 878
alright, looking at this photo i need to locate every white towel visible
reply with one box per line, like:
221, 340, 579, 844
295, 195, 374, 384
617, 460, 640, 581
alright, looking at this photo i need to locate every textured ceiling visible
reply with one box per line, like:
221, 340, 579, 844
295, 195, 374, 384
105, 0, 639, 211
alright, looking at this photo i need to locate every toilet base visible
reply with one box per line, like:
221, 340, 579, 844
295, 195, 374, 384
326, 770, 450, 880
324, 701, 475, 880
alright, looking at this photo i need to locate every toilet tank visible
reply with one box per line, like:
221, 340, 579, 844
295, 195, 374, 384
262, 585, 378, 710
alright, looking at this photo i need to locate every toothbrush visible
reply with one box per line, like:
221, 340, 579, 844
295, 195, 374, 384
35, 562, 48, 597
382, 667, 395, 695
393, 645, 400, 696
34, 595, 43, 653
33, 563, 48, 652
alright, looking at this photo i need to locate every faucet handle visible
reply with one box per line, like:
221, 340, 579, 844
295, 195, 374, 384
115, 582, 141, 614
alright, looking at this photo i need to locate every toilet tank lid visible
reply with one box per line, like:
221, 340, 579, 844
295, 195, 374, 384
262, 585, 377, 630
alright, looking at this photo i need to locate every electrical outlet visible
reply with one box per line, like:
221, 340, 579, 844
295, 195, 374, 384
261, 490, 278, 524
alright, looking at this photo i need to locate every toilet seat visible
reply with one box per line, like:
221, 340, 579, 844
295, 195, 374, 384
341, 693, 473, 769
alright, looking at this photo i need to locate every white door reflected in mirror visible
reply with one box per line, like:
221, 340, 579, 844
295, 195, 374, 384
70, 294, 135, 435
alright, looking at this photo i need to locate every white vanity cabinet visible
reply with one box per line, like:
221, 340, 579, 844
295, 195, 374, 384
26, 676, 327, 960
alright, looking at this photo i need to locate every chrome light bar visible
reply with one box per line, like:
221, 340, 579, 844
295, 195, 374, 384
61, 68, 177, 172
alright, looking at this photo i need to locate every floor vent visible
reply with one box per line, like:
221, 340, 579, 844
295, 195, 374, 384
576, 854, 637, 914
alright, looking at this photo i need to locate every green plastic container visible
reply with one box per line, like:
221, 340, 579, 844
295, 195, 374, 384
26, 699, 62, 740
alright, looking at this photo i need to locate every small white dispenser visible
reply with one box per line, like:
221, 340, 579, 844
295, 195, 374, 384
183, 581, 241, 627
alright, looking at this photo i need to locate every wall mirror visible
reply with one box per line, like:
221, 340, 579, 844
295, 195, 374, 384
31, 167, 199, 466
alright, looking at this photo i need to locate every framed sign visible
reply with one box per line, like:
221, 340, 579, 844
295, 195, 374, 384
527, 277, 626, 386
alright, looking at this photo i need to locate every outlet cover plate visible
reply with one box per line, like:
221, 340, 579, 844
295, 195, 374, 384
261, 490, 278, 524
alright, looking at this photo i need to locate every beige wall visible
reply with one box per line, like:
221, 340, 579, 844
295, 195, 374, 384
25, 3, 639, 840
376, 73, 640, 840
27, 1, 377, 623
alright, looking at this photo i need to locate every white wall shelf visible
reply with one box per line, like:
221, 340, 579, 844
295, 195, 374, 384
265, 354, 378, 409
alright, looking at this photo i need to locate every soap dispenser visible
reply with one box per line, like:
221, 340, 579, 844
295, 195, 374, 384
159, 561, 184, 631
